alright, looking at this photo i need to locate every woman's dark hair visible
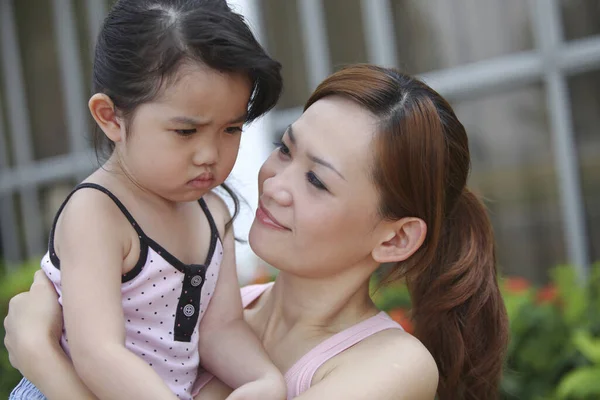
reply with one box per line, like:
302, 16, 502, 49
305, 64, 508, 399
92, 0, 283, 228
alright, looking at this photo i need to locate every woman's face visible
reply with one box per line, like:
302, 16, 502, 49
249, 96, 387, 278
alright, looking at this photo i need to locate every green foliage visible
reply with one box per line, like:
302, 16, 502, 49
369, 279, 411, 311
369, 263, 600, 400
497, 263, 600, 400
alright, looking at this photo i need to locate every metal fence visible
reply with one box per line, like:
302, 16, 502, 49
0, 0, 598, 280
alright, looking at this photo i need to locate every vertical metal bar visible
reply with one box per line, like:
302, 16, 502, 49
360, 0, 398, 67
297, 0, 331, 90
0, 95, 22, 266
0, 0, 45, 259
531, 0, 589, 279
85, 0, 106, 58
52, 0, 89, 154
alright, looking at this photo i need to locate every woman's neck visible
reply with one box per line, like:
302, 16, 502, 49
256, 265, 380, 342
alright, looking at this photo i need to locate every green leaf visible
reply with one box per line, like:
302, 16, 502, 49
503, 291, 533, 328
572, 330, 600, 364
551, 265, 588, 326
556, 366, 600, 399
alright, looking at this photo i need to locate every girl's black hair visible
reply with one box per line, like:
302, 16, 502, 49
93, 0, 283, 230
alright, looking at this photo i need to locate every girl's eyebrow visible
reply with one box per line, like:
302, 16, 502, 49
169, 116, 210, 125
169, 113, 247, 126
285, 125, 346, 181
229, 112, 248, 124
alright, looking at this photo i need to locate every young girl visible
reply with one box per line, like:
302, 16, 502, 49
10, 1, 285, 399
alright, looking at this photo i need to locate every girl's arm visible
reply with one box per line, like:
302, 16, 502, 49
56, 190, 178, 400
4, 271, 98, 400
197, 196, 285, 400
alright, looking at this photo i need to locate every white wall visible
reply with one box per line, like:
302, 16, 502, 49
225, 0, 273, 284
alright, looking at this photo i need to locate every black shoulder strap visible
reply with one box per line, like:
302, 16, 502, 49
198, 197, 220, 241
48, 183, 147, 262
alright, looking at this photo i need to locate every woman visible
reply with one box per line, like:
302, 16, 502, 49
4, 64, 508, 399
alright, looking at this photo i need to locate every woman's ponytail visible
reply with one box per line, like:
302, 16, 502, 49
410, 189, 508, 399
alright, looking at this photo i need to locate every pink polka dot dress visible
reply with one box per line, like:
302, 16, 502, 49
41, 183, 222, 399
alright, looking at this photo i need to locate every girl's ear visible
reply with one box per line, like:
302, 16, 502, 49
88, 93, 125, 143
372, 217, 427, 263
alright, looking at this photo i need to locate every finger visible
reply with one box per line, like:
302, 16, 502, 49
6, 346, 17, 370
33, 269, 45, 282
3, 330, 10, 350
4, 336, 12, 365
31, 270, 53, 290
7, 292, 24, 310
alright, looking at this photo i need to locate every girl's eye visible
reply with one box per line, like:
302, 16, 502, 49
225, 126, 243, 135
306, 171, 328, 191
175, 129, 196, 136
273, 141, 290, 157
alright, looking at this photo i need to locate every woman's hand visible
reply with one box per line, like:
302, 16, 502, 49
4, 270, 63, 376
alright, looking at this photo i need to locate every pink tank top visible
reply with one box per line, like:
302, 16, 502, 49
193, 282, 404, 399
42, 183, 222, 400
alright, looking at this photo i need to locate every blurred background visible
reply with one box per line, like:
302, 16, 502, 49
0, 0, 599, 398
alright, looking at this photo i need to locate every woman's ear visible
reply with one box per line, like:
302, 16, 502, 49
372, 217, 427, 264
88, 93, 124, 143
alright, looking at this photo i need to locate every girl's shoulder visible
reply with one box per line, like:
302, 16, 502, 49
56, 182, 135, 233
52, 182, 136, 261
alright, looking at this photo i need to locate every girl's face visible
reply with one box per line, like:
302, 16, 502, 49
116, 63, 251, 202
249, 96, 388, 278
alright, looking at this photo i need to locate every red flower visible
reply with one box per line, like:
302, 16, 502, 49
389, 308, 414, 334
504, 277, 530, 293
536, 284, 558, 304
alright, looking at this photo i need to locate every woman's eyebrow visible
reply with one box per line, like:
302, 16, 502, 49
286, 124, 346, 181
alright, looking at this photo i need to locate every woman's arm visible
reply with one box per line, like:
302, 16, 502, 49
54, 190, 178, 400
4, 271, 99, 400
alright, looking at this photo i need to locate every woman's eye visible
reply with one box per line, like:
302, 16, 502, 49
306, 171, 328, 191
225, 126, 243, 135
175, 129, 196, 136
273, 141, 291, 157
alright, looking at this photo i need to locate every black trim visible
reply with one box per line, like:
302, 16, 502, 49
47, 183, 223, 342
48, 183, 148, 283
137, 198, 219, 274
173, 266, 208, 342
122, 241, 148, 283
199, 197, 220, 264
173, 197, 221, 342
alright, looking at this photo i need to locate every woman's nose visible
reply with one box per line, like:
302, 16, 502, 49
261, 174, 293, 207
